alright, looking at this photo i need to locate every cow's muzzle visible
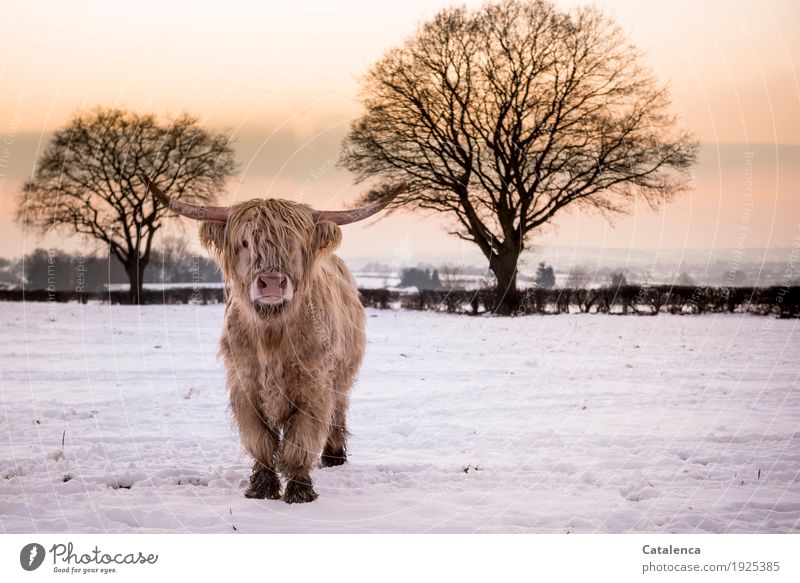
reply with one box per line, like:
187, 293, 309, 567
251, 272, 294, 305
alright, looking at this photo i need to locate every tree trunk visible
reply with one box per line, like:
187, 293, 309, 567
124, 259, 147, 304
490, 248, 522, 315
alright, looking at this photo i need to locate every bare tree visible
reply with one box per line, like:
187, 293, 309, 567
154, 234, 191, 284
340, 0, 697, 313
17, 107, 236, 302
439, 264, 467, 290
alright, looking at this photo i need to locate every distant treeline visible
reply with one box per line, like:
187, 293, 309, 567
1, 284, 798, 317
0, 241, 221, 292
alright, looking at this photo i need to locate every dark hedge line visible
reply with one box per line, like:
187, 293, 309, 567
0, 288, 225, 305
1, 285, 798, 317
359, 285, 800, 317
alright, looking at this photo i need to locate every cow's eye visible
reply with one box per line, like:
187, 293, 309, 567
241, 240, 249, 249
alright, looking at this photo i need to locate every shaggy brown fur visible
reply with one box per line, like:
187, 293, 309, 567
200, 199, 366, 503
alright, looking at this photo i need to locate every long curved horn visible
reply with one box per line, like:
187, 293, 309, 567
312, 183, 406, 225
141, 173, 230, 222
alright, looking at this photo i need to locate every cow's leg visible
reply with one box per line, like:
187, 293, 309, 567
279, 407, 329, 504
244, 431, 281, 500
322, 353, 359, 468
321, 394, 349, 467
231, 391, 282, 500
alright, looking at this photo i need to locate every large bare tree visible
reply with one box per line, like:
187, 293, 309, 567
341, 0, 698, 313
18, 107, 236, 302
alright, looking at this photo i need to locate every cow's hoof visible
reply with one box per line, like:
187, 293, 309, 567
284, 479, 318, 504
244, 467, 281, 500
320, 450, 347, 467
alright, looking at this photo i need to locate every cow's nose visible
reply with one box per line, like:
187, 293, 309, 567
256, 273, 287, 290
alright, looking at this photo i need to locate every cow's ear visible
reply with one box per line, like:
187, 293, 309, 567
313, 220, 342, 253
199, 220, 227, 255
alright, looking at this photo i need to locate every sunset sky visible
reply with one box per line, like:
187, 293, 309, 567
1, 0, 798, 269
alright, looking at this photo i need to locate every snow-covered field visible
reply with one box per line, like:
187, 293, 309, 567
0, 303, 798, 533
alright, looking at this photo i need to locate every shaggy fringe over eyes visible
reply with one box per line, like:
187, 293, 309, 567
199, 199, 341, 291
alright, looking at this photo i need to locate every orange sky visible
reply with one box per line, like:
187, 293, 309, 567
1, 0, 798, 265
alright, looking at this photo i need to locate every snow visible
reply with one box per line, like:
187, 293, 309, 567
0, 303, 798, 533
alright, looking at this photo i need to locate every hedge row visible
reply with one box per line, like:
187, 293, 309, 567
0, 288, 225, 305
1, 285, 798, 317
358, 285, 800, 317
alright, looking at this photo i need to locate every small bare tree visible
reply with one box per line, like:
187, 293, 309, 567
17, 107, 236, 301
341, 0, 697, 313
439, 264, 467, 291
155, 235, 191, 284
